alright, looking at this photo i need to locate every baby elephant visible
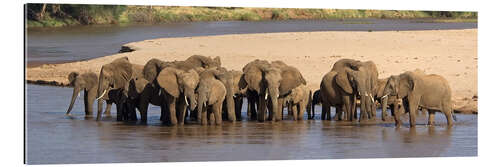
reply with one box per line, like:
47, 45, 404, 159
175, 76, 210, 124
283, 84, 312, 120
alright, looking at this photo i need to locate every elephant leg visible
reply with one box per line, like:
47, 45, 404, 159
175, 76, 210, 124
334, 105, 343, 121
407, 97, 419, 127
128, 100, 138, 121
321, 103, 327, 120
427, 109, 435, 126
138, 97, 149, 123
83, 90, 89, 115
104, 101, 112, 116
85, 90, 95, 117
214, 102, 223, 125
167, 96, 178, 125
291, 104, 298, 121
443, 104, 454, 127
249, 96, 257, 120
276, 98, 283, 121
201, 105, 208, 125
257, 95, 266, 122
235, 97, 243, 121
352, 96, 358, 120
177, 97, 187, 125
116, 102, 124, 121
342, 96, 353, 122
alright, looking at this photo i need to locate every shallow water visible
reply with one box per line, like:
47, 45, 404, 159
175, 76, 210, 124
26, 19, 477, 66
26, 84, 477, 164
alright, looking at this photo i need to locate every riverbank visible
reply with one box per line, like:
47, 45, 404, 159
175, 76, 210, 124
27, 5, 477, 28
26, 29, 477, 113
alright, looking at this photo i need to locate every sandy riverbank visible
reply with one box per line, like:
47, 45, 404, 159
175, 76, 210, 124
26, 29, 477, 113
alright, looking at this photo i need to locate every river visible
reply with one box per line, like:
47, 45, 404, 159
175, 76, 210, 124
25, 19, 477, 164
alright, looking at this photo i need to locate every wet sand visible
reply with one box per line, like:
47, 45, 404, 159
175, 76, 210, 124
26, 29, 477, 113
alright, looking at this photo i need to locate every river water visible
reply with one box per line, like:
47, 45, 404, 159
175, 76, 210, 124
25, 20, 477, 164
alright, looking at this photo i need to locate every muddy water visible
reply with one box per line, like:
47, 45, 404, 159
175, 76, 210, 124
26, 19, 477, 66
26, 84, 477, 164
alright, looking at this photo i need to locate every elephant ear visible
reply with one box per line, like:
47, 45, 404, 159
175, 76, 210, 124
214, 56, 222, 67
143, 58, 163, 83
157, 68, 180, 97
335, 69, 354, 94
111, 58, 133, 91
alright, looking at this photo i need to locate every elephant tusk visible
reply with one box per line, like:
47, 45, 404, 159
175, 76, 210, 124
158, 89, 161, 96
185, 96, 189, 106
96, 89, 107, 100
265, 92, 268, 100
77, 92, 81, 98
369, 93, 375, 103
233, 95, 236, 98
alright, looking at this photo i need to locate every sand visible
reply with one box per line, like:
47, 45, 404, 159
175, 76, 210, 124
26, 29, 477, 113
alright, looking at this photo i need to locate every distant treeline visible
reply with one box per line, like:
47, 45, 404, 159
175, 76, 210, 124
26, 4, 478, 28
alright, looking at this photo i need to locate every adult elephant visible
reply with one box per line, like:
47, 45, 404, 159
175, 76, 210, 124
196, 68, 227, 125
156, 67, 200, 125
267, 61, 307, 121
381, 71, 456, 127
345, 60, 378, 121
96, 57, 138, 121
331, 59, 363, 122
65, 72, 99, 117
242, 59, 272, 122
319, 71, 345, 121
212, 67, 237, 122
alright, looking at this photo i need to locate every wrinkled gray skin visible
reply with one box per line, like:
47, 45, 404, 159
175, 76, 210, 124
96, 57, 135, 121
242, 60, 272, 122
66, 72, 112, 117
213, 67, 237, 122
375, 78, 403, 121
382, 71, 456, 127
331, 59, 363, 122
156, 67, 200, 125
319, 71, 345, 121
141, 55, 221, 123
196, 68, 227, 125
282, 84, 312, 120
345, 61, 378, 122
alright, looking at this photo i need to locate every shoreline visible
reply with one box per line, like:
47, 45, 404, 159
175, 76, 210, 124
26, 29, 477, 114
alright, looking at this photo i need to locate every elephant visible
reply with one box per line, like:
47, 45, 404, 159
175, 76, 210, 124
65, 72, 99, 117
156, 67, 200, 125
330, 59, 363, 122
319, 71, 345, 121
282, 84, 312, 120
242, 59, 272, 121
375, 77, 403, 121
345, 60, 379, 122
310, 89, 321, 120
140, 55, 221, 123
381, 70, 456, 127
210, 67, 237, 122
229, 70, 247, 121
196, 68, 227, 125
96, 57, 136, 121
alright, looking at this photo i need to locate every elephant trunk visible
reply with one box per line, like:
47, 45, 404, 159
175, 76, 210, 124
66, 86, 81, 115
269, 88, 279, 121
307, 90, 313, 119
359, 94, 367, 121
381, 95, 388, 121
197, 93, 207, 124
225, 87, 236, 122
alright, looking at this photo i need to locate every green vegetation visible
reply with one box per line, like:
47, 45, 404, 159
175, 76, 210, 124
26, 4, 477, 28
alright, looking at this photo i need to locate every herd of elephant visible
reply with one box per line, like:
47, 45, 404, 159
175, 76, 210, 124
65, 55, 456, 127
